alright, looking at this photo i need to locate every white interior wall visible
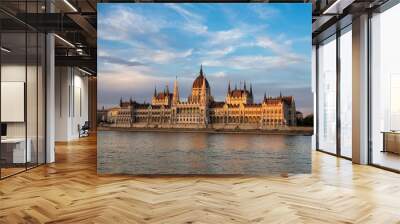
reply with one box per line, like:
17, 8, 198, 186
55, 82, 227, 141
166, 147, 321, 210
55, 66, 69, 141
55, 67, 89, 141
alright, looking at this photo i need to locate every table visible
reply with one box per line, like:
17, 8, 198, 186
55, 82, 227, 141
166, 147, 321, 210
382, 131, 400, 154
1, 138, 31, 163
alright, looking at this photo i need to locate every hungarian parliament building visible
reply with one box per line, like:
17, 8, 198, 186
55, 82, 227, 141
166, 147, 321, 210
99, 66, 298, 128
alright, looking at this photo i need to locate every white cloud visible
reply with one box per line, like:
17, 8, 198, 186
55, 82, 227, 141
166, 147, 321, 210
166, 3, 203, 22
204, 47, 235, 57
98, 66, 172, 99
98, 5, 199, 65
200, 32, 307, 71
152, 49, 193, 63
184, 22, 208, 35
99, 69, 160, 92
166, 4, 208, 35
251, 6, 279, 20
202, 54, 305, 70
292, 36, 311, 43
210, 71, 227, 78
256, 36, 289, 54
209, 29, 245, 46
98, 6, 166, 41
97, 50, 109, 57
102, 44, 194, 65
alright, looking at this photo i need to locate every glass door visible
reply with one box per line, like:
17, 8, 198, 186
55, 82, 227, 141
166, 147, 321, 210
317, 35, 337, 154
370, 3, 400, 171
339, 26, 352, 158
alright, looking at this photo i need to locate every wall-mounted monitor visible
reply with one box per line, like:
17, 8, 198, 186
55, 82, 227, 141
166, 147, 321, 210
1, 82, 25, 122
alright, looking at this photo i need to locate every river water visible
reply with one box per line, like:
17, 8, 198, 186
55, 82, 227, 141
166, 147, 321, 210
97, 131, 311, 175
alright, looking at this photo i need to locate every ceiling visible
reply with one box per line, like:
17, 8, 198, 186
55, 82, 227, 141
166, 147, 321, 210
0, 0, 394, 75
1, 0, 97, 74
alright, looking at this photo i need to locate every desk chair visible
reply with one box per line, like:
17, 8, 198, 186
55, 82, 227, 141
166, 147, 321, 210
79, 121, 90, 138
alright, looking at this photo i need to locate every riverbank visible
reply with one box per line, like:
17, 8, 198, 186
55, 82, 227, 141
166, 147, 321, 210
98, 126, 313, 136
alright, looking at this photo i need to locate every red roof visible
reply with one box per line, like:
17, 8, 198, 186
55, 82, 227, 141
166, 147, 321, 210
264, 96, 294, 105
192, 74, 210, 88
229, 90, 250, 98
155, 93, 172, 100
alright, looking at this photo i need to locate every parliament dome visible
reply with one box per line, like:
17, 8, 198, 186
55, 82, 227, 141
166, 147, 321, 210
192, 65, 210, 89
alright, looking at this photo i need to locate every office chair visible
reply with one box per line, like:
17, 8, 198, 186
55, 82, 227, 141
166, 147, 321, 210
79, 121, 90, 138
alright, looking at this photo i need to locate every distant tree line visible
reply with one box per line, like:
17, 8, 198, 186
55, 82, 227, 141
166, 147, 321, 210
297, 114, 313, 127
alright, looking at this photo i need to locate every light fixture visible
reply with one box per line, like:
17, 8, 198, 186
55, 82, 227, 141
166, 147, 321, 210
1, 47, 11, 53
54, 34, 75, 48
76, 48, 86, 56
322, 0, 355, 15
63, 0, 78, 12
78, 67, 93, 76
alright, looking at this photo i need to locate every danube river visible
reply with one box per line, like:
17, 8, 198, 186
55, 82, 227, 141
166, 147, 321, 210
97, 131, 311, 175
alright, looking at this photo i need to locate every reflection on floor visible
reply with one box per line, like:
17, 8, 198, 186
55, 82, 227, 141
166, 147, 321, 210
0, 167, 25, 178
0, 135, 400, 223
373, 151, 400, 171
0, 163, 42, 179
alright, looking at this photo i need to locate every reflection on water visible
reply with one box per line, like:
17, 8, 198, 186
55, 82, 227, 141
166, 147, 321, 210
97, 131, 311, 175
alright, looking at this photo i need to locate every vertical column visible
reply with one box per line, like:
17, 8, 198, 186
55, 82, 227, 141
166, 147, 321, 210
45, 0, 55, 163
352, 14, 369, 164
336, 29, 341, 156
46, 33, 55, 163
314, 45, 319, 150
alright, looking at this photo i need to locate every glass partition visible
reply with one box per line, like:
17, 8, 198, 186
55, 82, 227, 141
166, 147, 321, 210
27, 31, 38, 169
1, 31, 28, 177
339, 26, 352, 158
0, 1, 46, 179
317, 35, 337, 154
370, 3, 400, 171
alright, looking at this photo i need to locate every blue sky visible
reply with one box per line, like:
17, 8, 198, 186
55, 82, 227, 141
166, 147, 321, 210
98, 3, 312, 114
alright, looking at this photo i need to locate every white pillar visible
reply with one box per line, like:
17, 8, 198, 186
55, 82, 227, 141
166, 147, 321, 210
46, 33, 55, 163
352, 14, 369, 164
312, 45, 317, 151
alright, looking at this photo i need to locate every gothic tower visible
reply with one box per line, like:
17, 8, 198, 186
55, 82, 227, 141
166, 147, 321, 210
173, 76, 180, 105
200, 76, 207, 106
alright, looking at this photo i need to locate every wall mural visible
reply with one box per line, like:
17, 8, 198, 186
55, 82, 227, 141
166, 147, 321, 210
97, 3, 313, 175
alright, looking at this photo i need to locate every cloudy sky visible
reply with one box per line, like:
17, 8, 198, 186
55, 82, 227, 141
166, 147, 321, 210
98, 3, 312, 114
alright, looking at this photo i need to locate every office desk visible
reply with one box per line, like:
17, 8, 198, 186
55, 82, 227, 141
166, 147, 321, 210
382, 131, 400, 154
1, 138, 31, 163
